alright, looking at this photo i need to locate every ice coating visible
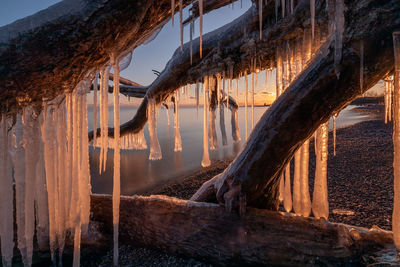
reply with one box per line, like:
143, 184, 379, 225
392, 31, 400, 250
251, 62, 255, 129
112, 58, 121, 266
231, 108, 241, 142
283, 163, 292, 212
279, 174, 284, 202
0, 115, 13, 267
147, 98, 162, 160
312, 122, 329, 219
201, 76, 211, 167
209, 105, 218, 150
174, 91, 183, 151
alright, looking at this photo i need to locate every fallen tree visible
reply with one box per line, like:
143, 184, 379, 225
87, 194, 394, 265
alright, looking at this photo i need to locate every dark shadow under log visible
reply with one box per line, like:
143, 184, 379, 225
88, 194, 394, 265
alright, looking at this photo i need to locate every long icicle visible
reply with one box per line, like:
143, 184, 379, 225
300, 139, 311, 217
283, 163, 292, 212
392, 31, 400, 251
112, 57, 121, 267
0, 115, 13, 267
201, 76, 211, 167
199, 0, 203, 58
259, 0, 263, 40
312, 123, 329, 219
310, 0, 315, 40
174, 91, 183, 151
245, 71, 248, 140
333, 113, 337, 156
93, 73, 98, 146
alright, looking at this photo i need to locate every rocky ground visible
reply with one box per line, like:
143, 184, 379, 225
80, 103, 394, 266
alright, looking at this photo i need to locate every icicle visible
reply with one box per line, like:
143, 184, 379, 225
171, 0, 175, 26
190, 19, 194, 64
22, 107, 39, 267
179, 0, 183, 52
334, 0, 345, 78
196, 81, 200, 116
259, 0, 263, 40
281, 0, 285, 18
56, 101, 67, 262
251, 61, 255, 129
0, 115, 13, 267
360, 42, 364, 94
283, 163, 292, 212
209, 106, 218, 150
201, 76, 211, 167
390, 78, 393, 122
279, 174, 284, 202
245, 71, 248, 140
174, 91, 183, 151
312, 123, 329, 219
93, 73, 98, 146
291, 0, 294, 14
275, 0, 279, 21
276, 47, 283, 97
199, 0, 203, 58
216, 74, 221, 108
147, 98, 162, 160
333, 113, 337, 156
111, 57, 121, 267
293, 150, 301, 214
231, 108, 241, 142
300, 140, 311, 217
310, 0, 315, 40
385, 80, 389, 124
11, 114, 28, 265
220, 102, 228, 146
392, 31, 400, 251
35, 112, 49, 251
99, 66, 110, 173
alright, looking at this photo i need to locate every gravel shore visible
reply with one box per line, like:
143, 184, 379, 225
83, 103, 394, 266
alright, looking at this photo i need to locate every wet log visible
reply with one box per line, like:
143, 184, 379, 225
88, 194, 394, 265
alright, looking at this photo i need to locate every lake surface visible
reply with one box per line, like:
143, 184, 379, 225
88, 105, 370, 196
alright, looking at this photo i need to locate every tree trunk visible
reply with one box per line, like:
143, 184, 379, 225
88, 194, 394, 265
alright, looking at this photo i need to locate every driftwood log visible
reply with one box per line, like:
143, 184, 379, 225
88, 194, 394, 265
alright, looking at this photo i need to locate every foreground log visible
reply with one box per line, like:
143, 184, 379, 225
88, 194, 394, 265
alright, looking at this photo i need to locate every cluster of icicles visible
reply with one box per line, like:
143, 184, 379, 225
0, 83, 91, 266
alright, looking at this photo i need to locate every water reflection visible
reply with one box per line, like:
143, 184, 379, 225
89, 105, 368, 196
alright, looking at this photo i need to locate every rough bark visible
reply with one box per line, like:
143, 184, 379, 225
88, 194, 394, 265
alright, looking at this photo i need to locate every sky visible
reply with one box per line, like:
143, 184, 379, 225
0, 0, 381, 105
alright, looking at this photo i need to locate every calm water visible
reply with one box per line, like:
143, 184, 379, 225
88, 105, 369, 195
